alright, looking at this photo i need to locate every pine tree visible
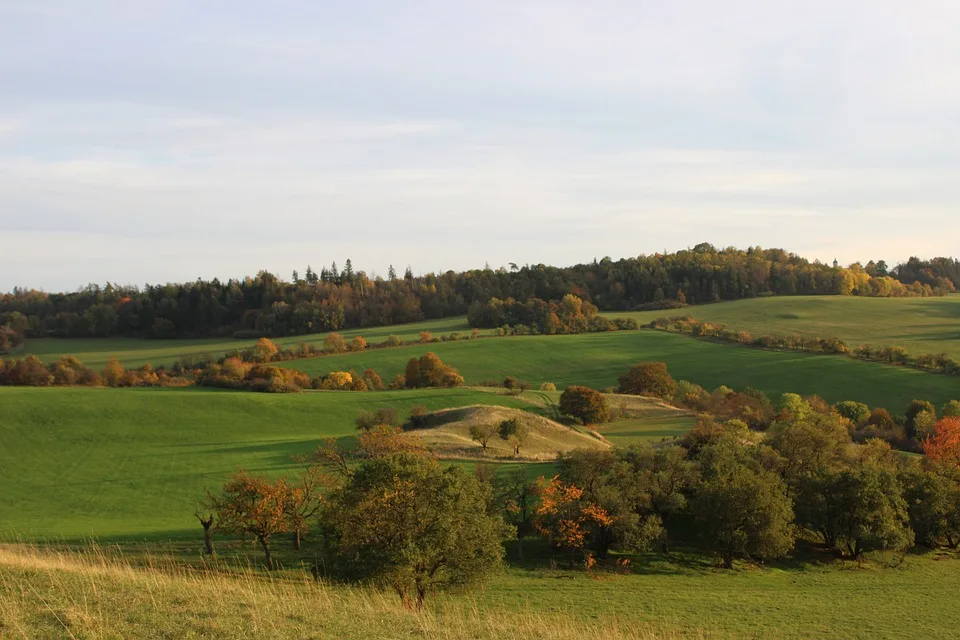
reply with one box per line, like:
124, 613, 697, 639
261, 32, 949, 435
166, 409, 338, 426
388, 265, 397, 281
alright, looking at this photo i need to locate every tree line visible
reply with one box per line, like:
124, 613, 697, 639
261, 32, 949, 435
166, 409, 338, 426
2, 244, 956, 344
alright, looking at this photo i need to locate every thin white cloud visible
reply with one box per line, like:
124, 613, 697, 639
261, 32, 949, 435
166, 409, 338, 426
1, 0, 959, 289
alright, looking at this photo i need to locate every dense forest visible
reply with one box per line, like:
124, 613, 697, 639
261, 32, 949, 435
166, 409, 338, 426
1, 245, 957, 342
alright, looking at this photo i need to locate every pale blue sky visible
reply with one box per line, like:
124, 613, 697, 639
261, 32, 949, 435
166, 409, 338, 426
1, 0, 958, 290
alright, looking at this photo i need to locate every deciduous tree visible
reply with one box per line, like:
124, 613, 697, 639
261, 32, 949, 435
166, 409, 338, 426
323, 453, 511, 608
207, 471, 289, 570
469, 423, 497, 449
559, 386, 610, 425
617, 362, 677, 399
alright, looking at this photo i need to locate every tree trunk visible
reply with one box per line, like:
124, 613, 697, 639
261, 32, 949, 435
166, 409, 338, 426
293, 528, 302, 550
516, 535, 524, 563
722, 550, 733, 569
203, 523, 214, 555
200, 516, 215, 555
259, 536, 274, 571
661, 536, 670, 554
416, 583, 427, 611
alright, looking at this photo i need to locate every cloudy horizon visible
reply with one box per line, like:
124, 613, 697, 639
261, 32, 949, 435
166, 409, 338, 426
2, 0, 958, 291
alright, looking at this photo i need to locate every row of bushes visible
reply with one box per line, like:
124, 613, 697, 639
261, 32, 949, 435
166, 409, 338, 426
648, 316, 850, 354
649, 316, 960, 376
469, 294, 639, 335
171, 330, 483, 373
193, 352, 465, 394
493, 316, 638, 336
0, 355, 190, 388
852, 344, 960, 375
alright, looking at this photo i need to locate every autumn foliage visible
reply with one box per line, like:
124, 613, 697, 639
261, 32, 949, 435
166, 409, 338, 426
924, 417, 960, 467
533, 476, 613, 568
207, 471, 290, 570
404, 353, 464, 388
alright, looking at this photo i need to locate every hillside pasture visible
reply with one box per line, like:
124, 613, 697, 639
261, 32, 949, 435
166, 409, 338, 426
0, 387, 530, 541
279, 331, 960, 410
614, 295, 960, 359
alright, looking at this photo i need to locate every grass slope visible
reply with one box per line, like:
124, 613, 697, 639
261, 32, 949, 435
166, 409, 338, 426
614, 295, 960, 359
4, 543, 960, 639
15, 317, 471, 369
281, 331, 960, 410
0, 387, 530, 541
0, 544, 676, 640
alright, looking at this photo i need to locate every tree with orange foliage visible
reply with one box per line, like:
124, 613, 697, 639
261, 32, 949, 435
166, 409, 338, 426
253, 337, 279, 362
533, 476, 613, 569
924, 417, 960, 467
208, 471, 290, 569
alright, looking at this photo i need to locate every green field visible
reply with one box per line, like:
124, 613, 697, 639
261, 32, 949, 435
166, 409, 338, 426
12, 317, 471, 369
0, 386, 537, 540
615, 295, 960, 359
6, 296, 960, 639
282, 331, 960, 410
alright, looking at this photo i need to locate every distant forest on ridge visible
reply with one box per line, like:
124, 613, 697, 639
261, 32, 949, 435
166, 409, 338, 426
2, 244, 958, 342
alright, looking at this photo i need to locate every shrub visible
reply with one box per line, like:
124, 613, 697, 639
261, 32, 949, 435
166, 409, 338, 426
355, 407, 400, 431
404, 353, 463, 389
540, 382, 557, 391
905, 400, 936, 440
559, 386, 610, 425
617, 362, 677, 399
383, 335, 403, 348
323, 333, 348, 353
408, 405, 429, 428
834, 400, 871, 427
363, 368, 384, 390
252, 338, 279, 362
943, 400, 960, 418
349, 336, 367, 352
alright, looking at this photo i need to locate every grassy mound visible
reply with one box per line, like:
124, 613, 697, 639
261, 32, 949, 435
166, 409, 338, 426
408, 405, 609, 461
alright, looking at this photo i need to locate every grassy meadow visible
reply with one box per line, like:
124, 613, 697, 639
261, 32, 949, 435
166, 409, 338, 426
282, 330, 960, 410
2, 542, 960, 639
5, 295, 960, 639
0, 387, 534, 540
615, 294, 960, 359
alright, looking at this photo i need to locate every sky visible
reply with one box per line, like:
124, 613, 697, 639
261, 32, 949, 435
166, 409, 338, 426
1, 0, 958, 291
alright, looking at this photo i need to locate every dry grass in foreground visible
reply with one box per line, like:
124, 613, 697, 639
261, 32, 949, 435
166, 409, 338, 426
0, 544, 689, 639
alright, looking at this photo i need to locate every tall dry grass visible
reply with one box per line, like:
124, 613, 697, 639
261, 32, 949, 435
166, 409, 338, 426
0, 543, 691, 639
